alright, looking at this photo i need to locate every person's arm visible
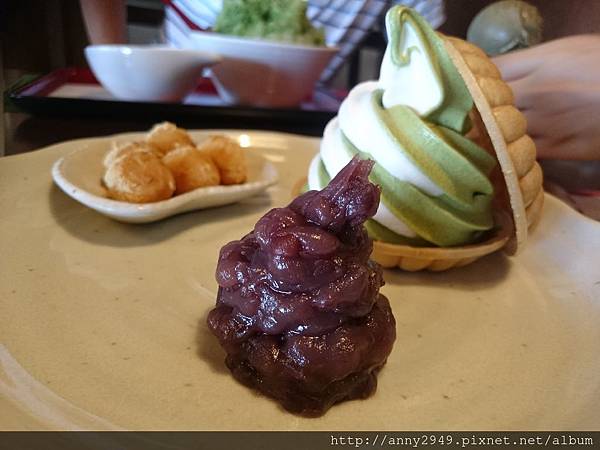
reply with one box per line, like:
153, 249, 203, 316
80, 0, 127, 45
493, 35, 600, 160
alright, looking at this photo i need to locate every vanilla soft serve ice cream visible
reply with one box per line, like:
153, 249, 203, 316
308, 6, 497, 247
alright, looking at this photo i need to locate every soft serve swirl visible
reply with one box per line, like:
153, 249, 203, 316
308, 6, 496, 247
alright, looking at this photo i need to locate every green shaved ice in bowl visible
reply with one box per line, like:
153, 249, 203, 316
190, 0, 337, 107
214, 0, 325, 46
467, 0, 543, 56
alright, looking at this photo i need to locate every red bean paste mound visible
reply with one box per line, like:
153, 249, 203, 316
207, 156, 396, 416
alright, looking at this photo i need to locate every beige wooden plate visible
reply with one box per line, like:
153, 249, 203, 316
1, 131, 599, 430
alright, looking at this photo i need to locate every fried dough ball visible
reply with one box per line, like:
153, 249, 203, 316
146, 121, 194, 154
103, 151, 175, 203
103, 141, 160, 168
162, 145, 221, 194
198, 135, 247, 185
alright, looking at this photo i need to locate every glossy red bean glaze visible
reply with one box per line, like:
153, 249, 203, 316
207, 157, 396, 416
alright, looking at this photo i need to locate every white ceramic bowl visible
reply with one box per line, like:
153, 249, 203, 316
188, 32, 337, 107
85, 45, 221, 102
51, 133, 278, 223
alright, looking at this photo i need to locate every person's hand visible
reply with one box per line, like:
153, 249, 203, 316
493, 35, 600, 160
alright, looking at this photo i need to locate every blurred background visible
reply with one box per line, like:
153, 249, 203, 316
3, 0, 600, 90
1, 0, 599, 217
1, 0, 600, 156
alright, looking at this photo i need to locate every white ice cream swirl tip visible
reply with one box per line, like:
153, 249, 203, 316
308, 5, 497, 247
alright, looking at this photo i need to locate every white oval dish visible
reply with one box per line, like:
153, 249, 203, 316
51, 137, 278, 223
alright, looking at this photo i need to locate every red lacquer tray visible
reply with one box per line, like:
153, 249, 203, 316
8, 68, 344, 135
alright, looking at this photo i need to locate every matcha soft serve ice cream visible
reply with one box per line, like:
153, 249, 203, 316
308, 6, 497, 248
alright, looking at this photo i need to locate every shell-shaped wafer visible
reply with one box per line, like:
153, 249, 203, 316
476, 77, 514, 107
507, 135, 537, 178
371, 37, 543, 270
445, 36, 544, 253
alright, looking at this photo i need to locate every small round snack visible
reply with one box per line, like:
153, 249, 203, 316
162, 146, 221, 194
103, 141, 159, 168
103, 151, 175, 203
445, 36, 544, 249
145, 121, 194, 155
198, 135, 247, 185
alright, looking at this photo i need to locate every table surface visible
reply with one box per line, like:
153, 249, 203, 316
4, 112, 600, 221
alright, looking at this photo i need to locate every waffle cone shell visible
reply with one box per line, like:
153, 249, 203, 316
297, 37, 544, 271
